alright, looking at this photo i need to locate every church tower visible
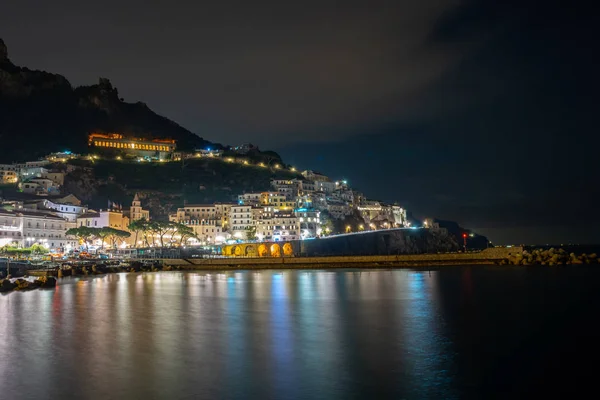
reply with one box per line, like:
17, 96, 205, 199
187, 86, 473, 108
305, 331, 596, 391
130, 193, 149, 221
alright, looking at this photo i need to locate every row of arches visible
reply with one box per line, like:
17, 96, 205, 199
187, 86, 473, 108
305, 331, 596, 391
221, 242, 294, 257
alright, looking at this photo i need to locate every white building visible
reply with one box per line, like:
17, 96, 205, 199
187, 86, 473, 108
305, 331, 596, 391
0, 209, 76, 250
229, 205, 253, 238
19, 166, 48, 180
294, 208, 321, 238
316, 181, 338, 194
40, 199, 89, 222
256, 212, 300, 242
19, 181, 45, 195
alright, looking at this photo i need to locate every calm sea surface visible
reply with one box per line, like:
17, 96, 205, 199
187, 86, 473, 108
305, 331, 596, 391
1, 267, 598, 399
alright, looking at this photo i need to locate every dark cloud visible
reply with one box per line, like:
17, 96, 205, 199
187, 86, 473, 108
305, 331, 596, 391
1, 0, 599, 244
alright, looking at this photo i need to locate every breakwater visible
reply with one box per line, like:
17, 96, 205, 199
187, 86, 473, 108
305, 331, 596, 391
165, 247, 524, 270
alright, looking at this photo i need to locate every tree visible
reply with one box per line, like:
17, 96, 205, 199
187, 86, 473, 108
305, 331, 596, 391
66, 226, 96, 250
174, 223, 196, 246
245, 226, 257, 241
149, 221, 178, 248
95, 228, 114, 249
101, 227, 131, 249
30, 243, 49, 255
128, 218, 150, 248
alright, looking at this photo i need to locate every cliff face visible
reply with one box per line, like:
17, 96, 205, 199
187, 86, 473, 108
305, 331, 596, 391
299, 228, 459, 256
0, 38, 215, 162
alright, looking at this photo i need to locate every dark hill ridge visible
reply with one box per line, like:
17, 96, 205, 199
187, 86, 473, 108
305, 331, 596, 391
0, 38, 216, 162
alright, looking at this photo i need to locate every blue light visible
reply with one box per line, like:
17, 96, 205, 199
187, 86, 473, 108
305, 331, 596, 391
207, 147, 211, 151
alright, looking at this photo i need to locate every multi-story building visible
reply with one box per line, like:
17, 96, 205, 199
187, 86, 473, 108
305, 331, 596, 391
0, 209, 76, 250
77, 210, 130, 230
316, 181, 338, 194
229, 205, 253, 238
295, 194, 313, 209
392, 206, 408, 227
0, 170, 18, 184
298, 180, 316, 193
270, 179, 301, 200
327, 202, 353, 220
0, 164, 19, 173
256, 212, 300, 242
238, 193, 262, 206
171, 203, 233, 229
301, 170, 330, 182
88, 133, 176, 160
19, 178, 60, 195
39, 199, 89, 222
182, 219, 227, 244
294, 208, 321, 238
261, 192, 287, 208
41, 171, 65, 186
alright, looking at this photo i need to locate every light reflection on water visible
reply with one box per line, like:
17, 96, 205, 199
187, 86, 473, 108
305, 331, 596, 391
4, 267, 595, 398
0, 270, 454, 399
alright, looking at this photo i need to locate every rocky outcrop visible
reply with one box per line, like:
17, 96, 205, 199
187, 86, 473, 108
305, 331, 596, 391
0, 279, 16, 292
35, 276, 57, 288
13, 278, 39, 291
0, 38, 8, 64
500, 248, 598, 266
0, 37, 218, 162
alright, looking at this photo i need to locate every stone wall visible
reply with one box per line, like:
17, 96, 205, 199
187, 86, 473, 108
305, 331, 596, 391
164, 247, 523, 269
296, 228, 459, 256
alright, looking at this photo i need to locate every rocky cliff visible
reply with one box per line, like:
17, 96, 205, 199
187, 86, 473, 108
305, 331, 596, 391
0, 38, 216, 162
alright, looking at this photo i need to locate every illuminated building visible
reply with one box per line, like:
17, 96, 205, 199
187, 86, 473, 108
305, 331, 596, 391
88, 133, 176, 159
0, 170, 18, 184
0, 209, 76, 250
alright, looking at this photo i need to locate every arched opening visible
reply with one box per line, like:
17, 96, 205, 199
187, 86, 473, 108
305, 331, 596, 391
282, 243, 293, 256
233, 246, 243, 257
245, 245, 257, 257
258, 244, 269, 257
270, 243, 281, 257
222, 245, 232, 256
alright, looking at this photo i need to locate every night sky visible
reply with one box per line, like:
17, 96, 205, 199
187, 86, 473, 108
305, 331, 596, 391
1, 0, 598, 244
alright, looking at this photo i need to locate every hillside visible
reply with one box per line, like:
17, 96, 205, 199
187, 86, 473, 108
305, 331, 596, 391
0, 38, 217, 162
61, 158, 301, 219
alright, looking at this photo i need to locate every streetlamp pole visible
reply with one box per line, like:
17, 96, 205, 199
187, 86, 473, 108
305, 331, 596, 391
462, 233, 467, 252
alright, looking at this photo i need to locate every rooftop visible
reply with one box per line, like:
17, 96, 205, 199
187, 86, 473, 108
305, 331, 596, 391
0, 209, 65, 220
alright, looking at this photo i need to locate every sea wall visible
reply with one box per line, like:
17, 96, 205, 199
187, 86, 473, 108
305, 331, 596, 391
165, 247, 523, 269
295, 228, 459, 256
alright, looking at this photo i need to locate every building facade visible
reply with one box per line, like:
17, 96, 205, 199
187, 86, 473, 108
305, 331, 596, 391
130, 193, 150, 221
0, 210, 76, 250
88, 133, 176, 160
229, 205, 253, 238
256, 212, 300, 242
